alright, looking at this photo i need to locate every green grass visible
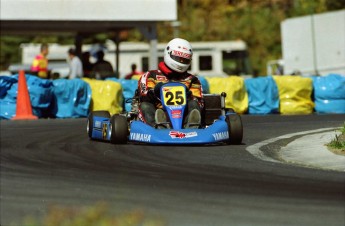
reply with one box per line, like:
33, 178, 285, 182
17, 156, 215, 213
327, 123, 345, 151
16, 202, 166, 226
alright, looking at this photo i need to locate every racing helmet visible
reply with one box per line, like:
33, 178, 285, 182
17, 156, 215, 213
164, 38, 193, 73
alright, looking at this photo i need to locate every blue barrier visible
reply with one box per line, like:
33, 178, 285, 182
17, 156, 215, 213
0, 74, 53, 119
0, 76, 17, 119
0, 75, 91, 119
312, 74, 345, 113
198, 76, 210, 94
0, 75, 16, 98
50, 79, 91, 118
27, 74, 54, 117
245, 76, 279, 114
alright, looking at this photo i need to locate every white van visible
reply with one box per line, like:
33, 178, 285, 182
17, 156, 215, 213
18, 40, 252, 78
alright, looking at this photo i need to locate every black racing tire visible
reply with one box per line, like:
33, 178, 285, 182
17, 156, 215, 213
110, 115, 128, 144
87, 111, 111, 139
226, 113, 243, 145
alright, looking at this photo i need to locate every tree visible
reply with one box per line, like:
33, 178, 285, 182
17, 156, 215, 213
1, 0, 343, 74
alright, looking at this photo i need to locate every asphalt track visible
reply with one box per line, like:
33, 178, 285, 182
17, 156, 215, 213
1, 114, 344, 226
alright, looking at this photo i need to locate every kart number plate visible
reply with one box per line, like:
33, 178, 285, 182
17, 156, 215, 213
162, 86, 186, 106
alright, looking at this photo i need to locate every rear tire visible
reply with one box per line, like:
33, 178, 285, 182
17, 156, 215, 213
226, 114, 243, 145
110, 115, 128, 144
87, 111, 110, 138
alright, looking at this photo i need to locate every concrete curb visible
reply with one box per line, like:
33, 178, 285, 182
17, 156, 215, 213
246, 128, 345, 172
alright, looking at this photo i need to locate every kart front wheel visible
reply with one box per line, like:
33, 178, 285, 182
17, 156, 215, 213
110, 115, 128, 144
226, 114, 243, 145
87, 111, 111, 139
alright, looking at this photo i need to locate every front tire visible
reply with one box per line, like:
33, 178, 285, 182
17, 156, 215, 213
226, 114, 243, 145
110, 115, 128, 144
87, 111, 110, 139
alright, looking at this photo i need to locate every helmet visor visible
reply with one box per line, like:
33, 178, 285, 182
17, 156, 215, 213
170, 52, 191, 65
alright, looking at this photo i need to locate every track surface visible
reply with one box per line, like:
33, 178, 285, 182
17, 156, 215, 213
1, 115, 344, 226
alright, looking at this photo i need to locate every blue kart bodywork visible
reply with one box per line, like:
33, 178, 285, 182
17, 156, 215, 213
88, 82, 243, 145
89, 113, 239, 145
129, 115, 231, 144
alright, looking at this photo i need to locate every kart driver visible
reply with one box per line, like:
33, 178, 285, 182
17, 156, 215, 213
138, 38, 204, 129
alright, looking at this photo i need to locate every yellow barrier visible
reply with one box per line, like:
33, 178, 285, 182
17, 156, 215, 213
273, 76, 314, 114
131, 75, 141, 80
205, 76, 248, 114
82, 78, 123, 115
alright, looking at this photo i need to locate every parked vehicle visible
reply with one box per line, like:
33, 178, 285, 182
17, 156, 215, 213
18, 40, 252, 78
267, 10, 345, 76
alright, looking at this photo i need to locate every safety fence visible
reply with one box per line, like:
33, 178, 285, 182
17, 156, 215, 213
0, 73, 344, 119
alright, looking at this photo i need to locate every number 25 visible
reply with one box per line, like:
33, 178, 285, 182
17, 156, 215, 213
166, 91, 184, 105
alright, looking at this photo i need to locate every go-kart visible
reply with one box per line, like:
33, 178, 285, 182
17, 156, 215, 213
87, 82, 243, 145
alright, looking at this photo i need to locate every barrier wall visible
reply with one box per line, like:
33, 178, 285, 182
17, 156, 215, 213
51, 79, 91, 118
0, 73, 344, 119
244, 76, 279, 114
82, 78, 123, 115
0, 75, 18, 119
273, 76, 315, 114
206, 76, 248, 114
0, 74, 53, 119
312, 74, 345, 114
106, 78, 138, 112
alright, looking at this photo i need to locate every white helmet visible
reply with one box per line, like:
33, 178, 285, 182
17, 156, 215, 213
164, 38, 193, 73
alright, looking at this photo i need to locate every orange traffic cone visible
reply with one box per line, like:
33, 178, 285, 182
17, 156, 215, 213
12, 70, 38, 120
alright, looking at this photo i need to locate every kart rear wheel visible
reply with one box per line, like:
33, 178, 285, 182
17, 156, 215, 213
110, 115, 128, 144
226, 114, 243, 145
87, 111, 111, 138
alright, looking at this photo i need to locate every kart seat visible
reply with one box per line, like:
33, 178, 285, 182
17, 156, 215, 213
203, 94, 223, 125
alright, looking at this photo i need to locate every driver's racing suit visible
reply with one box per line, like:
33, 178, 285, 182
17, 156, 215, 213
138, 62, 204, 127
